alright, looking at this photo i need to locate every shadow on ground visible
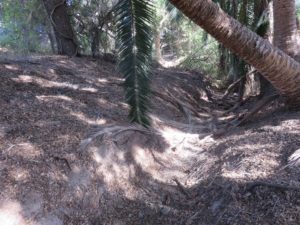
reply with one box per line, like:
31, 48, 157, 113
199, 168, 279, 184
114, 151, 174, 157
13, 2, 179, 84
0, 55, 299, 225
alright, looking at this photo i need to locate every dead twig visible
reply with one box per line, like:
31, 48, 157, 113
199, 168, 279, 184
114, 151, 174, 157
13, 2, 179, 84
173, 178, 191, 199
245, 181, 300, 193
50, 155, 72, 171
185, 211, 201, 225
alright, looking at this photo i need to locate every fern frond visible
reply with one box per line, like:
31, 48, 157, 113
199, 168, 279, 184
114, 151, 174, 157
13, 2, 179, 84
115, 0, 155, 127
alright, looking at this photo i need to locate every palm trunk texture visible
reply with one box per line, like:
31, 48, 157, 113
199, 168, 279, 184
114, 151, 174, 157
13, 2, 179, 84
273, 0, 299, 57
169, 0, 300, 107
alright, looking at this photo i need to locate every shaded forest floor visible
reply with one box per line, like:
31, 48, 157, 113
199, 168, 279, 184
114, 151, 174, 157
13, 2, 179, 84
0, 51, 300, 225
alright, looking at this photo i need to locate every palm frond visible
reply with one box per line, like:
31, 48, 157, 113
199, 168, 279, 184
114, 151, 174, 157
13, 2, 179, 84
115, 0, 155, 127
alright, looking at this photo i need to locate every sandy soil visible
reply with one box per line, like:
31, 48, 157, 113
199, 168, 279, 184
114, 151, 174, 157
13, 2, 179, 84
0, 53, 299, 225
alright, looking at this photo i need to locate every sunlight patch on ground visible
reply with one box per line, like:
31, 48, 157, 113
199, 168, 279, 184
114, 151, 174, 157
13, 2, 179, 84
46, 69, 59, 79
58, 60, 67, 64
159, 57, 186, 68
4, 142, 42, 160
5, 65, 19, 71
0, 47, 9, 53
159, 126, 200, 157
98, 78, 108, 83
13, 75, 98, 93
36, 95, 73, 102
49, 168, 69, 183
12, 75, 80, 90
92, 145, 136, 191
48, 68, 55, 74
70, 111, 106, 125
0, 200, 26, 225
80, 87, 98, 93
222, 144, 280, 180
9, 168, 30, 182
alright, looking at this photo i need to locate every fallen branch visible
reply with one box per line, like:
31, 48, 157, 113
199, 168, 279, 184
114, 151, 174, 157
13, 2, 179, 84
245, 181, 300, 193
221, 73, 247, 100
213, 94, 279, 138
235, 93, 279, 126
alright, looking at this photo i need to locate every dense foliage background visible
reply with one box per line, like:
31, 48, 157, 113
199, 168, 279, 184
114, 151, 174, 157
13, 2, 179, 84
3, 0, 299, 78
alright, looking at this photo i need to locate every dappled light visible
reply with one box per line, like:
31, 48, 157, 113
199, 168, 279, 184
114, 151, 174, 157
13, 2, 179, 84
12, 75, 80, 90
1, 0, 300, 224
36, 95, 74, 103
4, 142, 42, 160
69, 111, 106, 125
9, 168, 30, 182
4, 65, 19, 71
0, 200, 26, 225
1, 46, 300, 225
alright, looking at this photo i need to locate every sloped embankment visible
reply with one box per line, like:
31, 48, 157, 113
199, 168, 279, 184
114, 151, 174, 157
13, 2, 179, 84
0, 54, 299, 225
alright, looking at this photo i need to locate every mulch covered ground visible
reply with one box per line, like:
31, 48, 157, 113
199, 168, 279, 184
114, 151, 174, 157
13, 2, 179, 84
0, 52, 299, 225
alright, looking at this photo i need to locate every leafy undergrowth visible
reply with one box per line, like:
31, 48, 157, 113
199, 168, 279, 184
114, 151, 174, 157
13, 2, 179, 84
0, 53, 299, 225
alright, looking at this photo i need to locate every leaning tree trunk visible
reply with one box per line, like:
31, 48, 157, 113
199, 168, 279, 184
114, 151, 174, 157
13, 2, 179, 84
273, 0, 299, 58
169, 0, 300, 107
42, 0, 77, 56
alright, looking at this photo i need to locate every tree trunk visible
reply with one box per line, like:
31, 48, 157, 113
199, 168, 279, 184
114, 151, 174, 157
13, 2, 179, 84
169, 0, 300, 107
42, 0, 77, 56
273, 0, 299, 57
253, 0, 274, 97
91, 26, 100, 58
48, 25, 58, 54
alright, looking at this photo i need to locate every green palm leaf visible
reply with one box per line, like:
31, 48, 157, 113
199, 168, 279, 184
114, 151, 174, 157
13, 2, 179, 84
115, 0, 155, 127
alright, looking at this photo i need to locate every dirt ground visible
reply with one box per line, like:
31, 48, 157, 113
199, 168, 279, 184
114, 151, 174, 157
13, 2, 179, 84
0, 52, 299, 225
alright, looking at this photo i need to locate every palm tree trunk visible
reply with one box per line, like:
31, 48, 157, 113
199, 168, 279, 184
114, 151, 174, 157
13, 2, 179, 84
273, 0, 299, 57
169, 0, 300, 107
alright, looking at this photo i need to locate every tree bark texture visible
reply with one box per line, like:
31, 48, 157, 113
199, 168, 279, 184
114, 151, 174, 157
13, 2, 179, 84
42, 0, 77, 56
273, 0, 299, 57
169, 0, 300, 107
